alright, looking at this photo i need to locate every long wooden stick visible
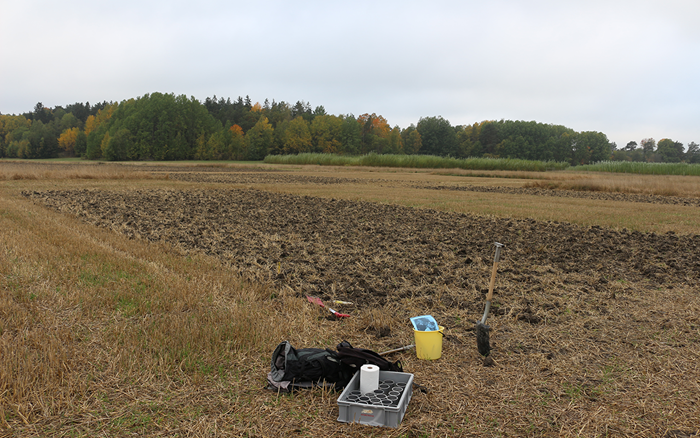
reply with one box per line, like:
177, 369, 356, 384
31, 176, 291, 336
485, 260, 499, 302
378, 344, 415, 356
479, 242, 504, 325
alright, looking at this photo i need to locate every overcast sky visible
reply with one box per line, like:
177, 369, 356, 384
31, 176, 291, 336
1, 0, 699, 148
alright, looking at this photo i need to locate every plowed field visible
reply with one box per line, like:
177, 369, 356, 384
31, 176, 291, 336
22, 187, 700, 315
14, 167, 700, 437
164, 170, 700, 206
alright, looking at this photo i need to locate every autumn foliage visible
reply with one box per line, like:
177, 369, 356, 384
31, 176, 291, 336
2, 93, 699, 164
58, 127, 80, 154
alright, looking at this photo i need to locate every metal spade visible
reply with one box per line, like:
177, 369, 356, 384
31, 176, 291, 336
476, 242, 504, 357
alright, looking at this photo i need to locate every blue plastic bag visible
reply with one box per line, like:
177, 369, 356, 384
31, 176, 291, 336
410, 315, 439, 331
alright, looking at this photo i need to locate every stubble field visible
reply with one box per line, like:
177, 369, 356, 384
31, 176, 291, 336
2, 161, 700, 437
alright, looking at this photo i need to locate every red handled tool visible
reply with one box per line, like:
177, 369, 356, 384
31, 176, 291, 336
306, 296, 351, 318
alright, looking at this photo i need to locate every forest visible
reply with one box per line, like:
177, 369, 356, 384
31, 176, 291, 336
1, 92, 698, 165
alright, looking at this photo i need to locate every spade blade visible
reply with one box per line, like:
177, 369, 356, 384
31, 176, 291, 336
476, 322, 491, 357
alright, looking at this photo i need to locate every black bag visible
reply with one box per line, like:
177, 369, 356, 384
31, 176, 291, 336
335, 340, 403, 373
268, 341, 353, 390
267, 340, 403, 392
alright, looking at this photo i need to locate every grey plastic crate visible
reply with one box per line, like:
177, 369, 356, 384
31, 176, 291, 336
337, 370, 413, 428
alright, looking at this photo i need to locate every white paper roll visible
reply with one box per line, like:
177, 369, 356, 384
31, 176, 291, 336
360, 364, 380, 395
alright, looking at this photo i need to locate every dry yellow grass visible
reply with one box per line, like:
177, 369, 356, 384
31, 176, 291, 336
2, 161, 700, 437
523, 173, 700, 198
0, 161, 157, 181
0, 183, 307, 436
433, 168, 700, 198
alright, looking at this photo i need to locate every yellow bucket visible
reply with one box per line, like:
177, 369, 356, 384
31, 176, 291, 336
414, 326, 444, 360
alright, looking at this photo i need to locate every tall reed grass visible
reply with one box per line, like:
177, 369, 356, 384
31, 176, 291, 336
264, 153, 570, 172
576, 161, 700, 176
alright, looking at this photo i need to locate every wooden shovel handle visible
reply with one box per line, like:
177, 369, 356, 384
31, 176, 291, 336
486, 261, 499, 302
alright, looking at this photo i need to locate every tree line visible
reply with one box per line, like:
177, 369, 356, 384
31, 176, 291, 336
611, 138, 699, 164
1, 92, 698, 165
